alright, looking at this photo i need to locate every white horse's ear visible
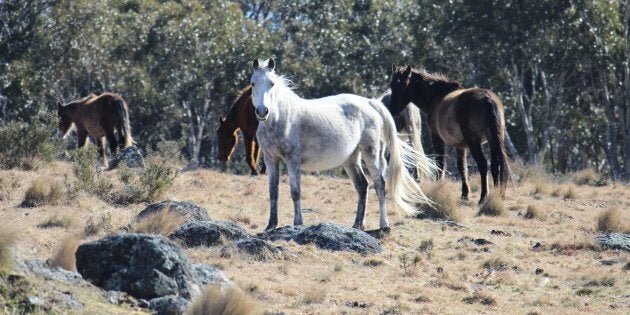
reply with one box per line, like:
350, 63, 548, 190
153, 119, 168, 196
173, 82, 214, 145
403, 65, 412, 77
253, 58, 260, 69
268, 58, 275, 70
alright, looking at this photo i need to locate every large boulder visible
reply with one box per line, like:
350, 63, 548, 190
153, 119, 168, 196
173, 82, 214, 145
220, 238, 283, 261
108, 145, 144, 169
258, 222, 382, 254
75, 233, 229, 301
169, 221, 253, 247
136, 200, 210, 223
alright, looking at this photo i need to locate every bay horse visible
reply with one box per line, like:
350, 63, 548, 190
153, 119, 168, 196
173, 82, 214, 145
216, 85, 265, 175
388, 65, 509, 204
57, 92, 134, 166
251, 58, 436, 231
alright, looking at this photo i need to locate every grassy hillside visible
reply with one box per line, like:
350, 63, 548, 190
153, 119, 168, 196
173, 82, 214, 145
0, 161, 628, 314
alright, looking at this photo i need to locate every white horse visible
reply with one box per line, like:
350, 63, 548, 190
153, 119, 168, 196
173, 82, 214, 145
250, 58, 436, 231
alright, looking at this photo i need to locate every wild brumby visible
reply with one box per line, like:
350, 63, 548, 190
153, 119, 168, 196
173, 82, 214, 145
57, 92, 134, 167
250, 57, 436, 231
388, 65, 509, 204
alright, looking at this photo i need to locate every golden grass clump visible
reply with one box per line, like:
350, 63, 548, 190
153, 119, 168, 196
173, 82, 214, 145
21, 178, 64, 207
563, 184, 577, 199
49, 235, 82, 272
418, 180, 462, 222
187, 286, 262, 315
524, 205, 545, 220
131, 209, 185, 236
571, 167, 600, 186
0, 226, 17, 276
596, 207, 629, 233
37, 212, 78, 229
477, 191, 506, 217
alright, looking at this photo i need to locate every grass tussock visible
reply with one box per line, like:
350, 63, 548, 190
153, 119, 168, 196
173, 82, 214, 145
418, 180, 461, 222
0, 177, 20, 201
186, 285, 262, 315
37, 212, 78, 229
303, 286, 327, 304
83, 213, 113, 237
131, 209, 185, 236
596, 207, 629, 233
49, 235, 82, 272
462, 289, 497, 306
571, 167, 600, 186
563, 184, 577, 199
0, 226, 17, 276
20, 178, 64, 208
524, 205, 545, 220
477, 191, 506, 217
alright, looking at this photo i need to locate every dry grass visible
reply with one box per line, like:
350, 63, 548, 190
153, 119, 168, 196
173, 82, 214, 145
1, 163, 630, 314
571, 167, 600, 186
418, 180, 461, 221
49, 234, 82, 271
524, 205, 545, 220
186, 286, 262, 315
477, 191, 506, 216
38, 212, 78, 229
130, 209, 186, 236
596, 206, 629, 233
0, 225, 17, 275
20, 178, 64, 207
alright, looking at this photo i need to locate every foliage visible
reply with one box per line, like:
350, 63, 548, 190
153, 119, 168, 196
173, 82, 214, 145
68, 146, 113, 199
1, 0, 629, 178
20, 178, 63, 208
0, 112, 60, 170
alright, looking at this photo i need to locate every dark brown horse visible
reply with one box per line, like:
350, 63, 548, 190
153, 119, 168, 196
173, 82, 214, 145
216, 85, 265, 175
388, 65, 509, 203
57, 92, 134, 166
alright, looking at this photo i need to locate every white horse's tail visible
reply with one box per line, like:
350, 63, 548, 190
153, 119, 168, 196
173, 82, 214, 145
368, 100, 437, 215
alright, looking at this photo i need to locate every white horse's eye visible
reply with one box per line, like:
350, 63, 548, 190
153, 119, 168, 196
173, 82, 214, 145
251, 83, 255, 87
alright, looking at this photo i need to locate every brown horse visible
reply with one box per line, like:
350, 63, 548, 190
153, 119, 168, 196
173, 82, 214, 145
216, 85, 265, 175
57, 92, 134, 166
388, 65, 508, 203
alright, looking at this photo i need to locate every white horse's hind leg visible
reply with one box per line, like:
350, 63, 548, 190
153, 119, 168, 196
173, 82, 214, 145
362, 145, 389, 230
343, 152, 368, 230
286, 156, 303, 226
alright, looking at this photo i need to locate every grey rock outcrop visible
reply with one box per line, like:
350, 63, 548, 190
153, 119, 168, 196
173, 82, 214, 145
169, 221, 252, 247
108, 145, 144, 169
136, 200, 210, 223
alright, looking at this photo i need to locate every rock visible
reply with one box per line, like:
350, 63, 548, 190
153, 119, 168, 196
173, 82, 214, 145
220, 238, 283, 261
532, 242, 544, 251
260, 222, 382, 254
169, 221, 252, 247
75, 233, 230, 300
600, 258, 623, 266
457, 237, 493, 246
149, 295, 188, 315
108, 145, 144, 169
137, 200, 210, 223
257, 225, 307, 242
595, 233, 630, 252
20, 259, 86, 286
490, 229, 511, 236
535, 268, 544, 275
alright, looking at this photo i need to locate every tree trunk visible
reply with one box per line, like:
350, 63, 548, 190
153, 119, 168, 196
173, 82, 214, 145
600, 73, 621, 179
622, 1, 630, 180
511, 62, 537, 163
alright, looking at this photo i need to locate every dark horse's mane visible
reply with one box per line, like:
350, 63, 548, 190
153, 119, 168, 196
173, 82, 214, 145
225, 85, 252, 121
412, 68, 464, 91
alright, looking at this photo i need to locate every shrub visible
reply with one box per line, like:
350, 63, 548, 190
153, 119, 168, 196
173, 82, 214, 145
0, 177, 20, 201
114, 155, 177, 204
187, 286, 262, 315
477, 191, 506, 217
596, 207, 628, 233
20, 178, 64, 208
83, 213, 113, 237
0, 112, 61, 170
68, 146, 113, 199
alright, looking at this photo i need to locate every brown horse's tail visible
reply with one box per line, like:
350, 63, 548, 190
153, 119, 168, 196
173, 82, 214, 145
115, 98, 134, 148
487, 101, 509, 198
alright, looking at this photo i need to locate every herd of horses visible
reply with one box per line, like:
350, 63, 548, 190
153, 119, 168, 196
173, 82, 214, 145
56, 58, 509, 231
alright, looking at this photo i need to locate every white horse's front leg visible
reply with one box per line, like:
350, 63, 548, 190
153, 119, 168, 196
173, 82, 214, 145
264, 155, 280, 231
286, 156, 303, 226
